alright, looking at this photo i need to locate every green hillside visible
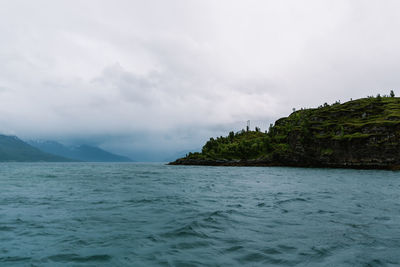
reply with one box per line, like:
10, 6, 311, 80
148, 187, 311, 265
170, 95, 400, 169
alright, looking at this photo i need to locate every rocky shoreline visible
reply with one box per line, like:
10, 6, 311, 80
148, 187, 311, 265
168, 158, 400, 170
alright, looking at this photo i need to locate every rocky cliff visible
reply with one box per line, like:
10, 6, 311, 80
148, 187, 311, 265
169, 96, 400, 169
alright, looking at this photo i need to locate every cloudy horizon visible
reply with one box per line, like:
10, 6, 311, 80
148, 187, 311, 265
1, 0, 400, 160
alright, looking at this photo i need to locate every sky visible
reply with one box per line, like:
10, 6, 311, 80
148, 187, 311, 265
1, 0, 400, 161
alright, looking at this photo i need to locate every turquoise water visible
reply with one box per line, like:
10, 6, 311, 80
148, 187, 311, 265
0, 163, 399, 266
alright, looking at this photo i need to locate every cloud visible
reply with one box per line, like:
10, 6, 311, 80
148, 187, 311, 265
0, 0, 400, 159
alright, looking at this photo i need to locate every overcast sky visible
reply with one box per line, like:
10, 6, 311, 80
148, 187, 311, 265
1, 0, 400, 160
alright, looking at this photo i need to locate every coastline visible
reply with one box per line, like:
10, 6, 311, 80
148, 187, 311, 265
168, 158, 400, 170
169, 97, 400, 171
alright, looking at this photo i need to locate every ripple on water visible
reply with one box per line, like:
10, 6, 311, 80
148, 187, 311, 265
276, 197, 309, 205
161, 222, 209, 239
46, 253, 112, 263
0, 226, 15, 231
0, 163, 399, 266
0, 256, 31, 263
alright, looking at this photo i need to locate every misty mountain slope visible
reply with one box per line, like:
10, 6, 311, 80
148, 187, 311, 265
0, 135, 73, 162
28, 141, 133, 162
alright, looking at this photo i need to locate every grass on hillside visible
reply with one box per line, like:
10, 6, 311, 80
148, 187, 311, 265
184, 95, 400, 161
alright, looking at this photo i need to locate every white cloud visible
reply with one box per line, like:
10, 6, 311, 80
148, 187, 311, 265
0, 0, 400, 159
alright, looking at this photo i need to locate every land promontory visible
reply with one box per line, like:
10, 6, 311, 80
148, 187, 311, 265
170, 95, 400, 169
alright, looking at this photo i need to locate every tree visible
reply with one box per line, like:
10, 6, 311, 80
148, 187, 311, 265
255, 126, 260, 132
229, 131, 235, 141
390, 90, 395, 97
268, 123, 273, 134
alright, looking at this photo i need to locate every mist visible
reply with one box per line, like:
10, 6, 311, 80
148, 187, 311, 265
1, 0, 400, 160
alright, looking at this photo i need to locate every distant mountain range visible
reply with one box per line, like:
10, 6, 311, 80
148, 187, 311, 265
0, 134, 133, 162
28, 140, 132, 162
0, 135, 71, 162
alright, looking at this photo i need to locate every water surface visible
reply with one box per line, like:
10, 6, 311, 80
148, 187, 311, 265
0, 163, 399, 266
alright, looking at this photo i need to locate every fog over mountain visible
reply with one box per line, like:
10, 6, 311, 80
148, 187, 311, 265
28, 140, 132, 162
1, 1, 400, 160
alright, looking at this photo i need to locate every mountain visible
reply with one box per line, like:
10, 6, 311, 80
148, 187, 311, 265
170, 95, 400, 170
28, 141, 132, 162
0, 135, 73, 162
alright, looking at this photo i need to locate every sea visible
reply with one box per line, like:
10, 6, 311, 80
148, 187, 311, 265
0, 163, 399, 266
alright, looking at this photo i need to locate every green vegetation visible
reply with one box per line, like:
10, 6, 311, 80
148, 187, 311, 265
186, 130, 271, 160
173, 94, 400, 168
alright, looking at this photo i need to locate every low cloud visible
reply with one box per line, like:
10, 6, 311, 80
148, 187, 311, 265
1, 0, 400, 160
